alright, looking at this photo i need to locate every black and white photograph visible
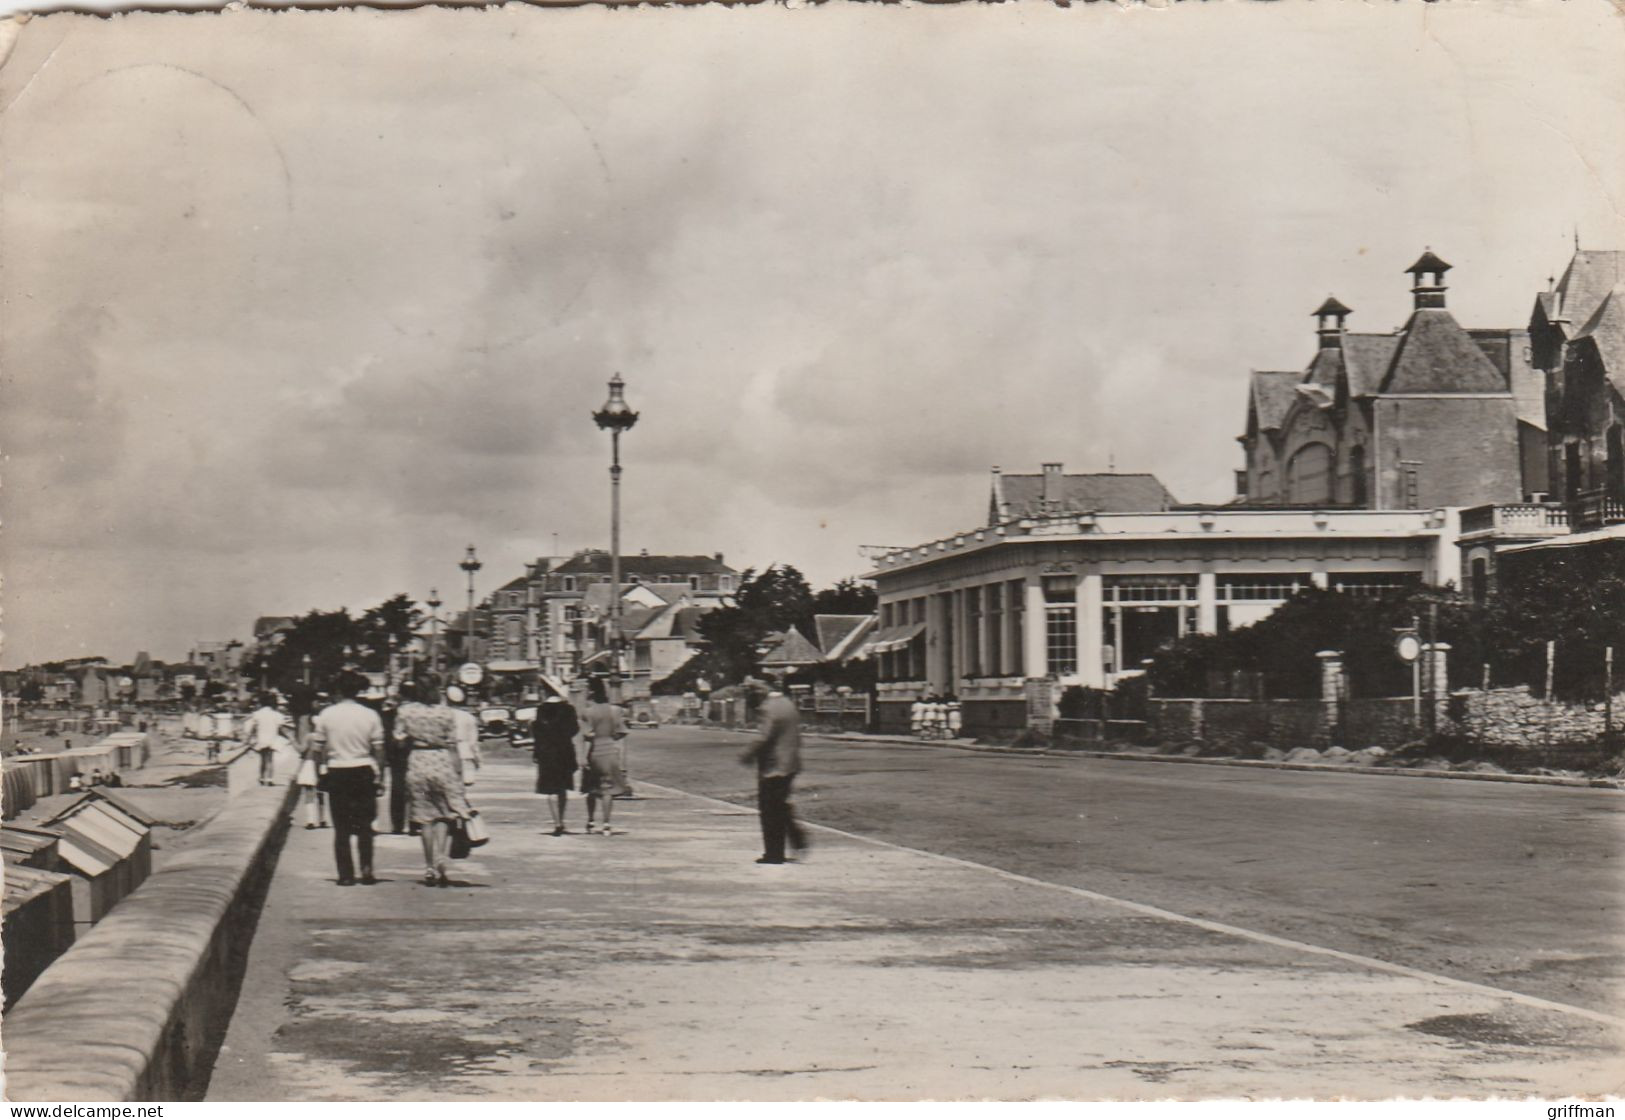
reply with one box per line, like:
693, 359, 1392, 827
1, 0, 1623, 1104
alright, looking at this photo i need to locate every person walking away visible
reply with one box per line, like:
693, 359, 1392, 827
533, 695, 579, 835
446, 686, 482, 787
309, 672, 385, 886
372, 693, 411, 835
581, 681, 627, 835
739, 681, 807, 865
287, 679, 318, 751
244, 693, 288, 785
395, 681, 474, 886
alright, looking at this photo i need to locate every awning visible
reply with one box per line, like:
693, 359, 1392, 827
859, 621, 926, 658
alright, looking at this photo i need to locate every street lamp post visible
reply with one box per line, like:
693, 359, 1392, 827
460, 546, 483, 667
427, 587, 443, 680
593, 374, 639, 702
302, 654, 311, 686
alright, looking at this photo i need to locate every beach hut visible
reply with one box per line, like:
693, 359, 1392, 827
40, 793, 154, 928
2, 862, 77, 1007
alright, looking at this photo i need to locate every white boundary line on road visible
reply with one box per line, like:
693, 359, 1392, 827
640, 779, 1625, 1031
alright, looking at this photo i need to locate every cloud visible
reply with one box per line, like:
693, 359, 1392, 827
2, 3, 1624, 665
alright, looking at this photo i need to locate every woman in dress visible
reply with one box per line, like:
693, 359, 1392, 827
393, 680, 474, 886
532, 695, 579, 836
580, 679, 627, 835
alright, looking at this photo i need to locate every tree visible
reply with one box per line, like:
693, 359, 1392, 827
809, 578, 878, 618
359, 593, 422, 669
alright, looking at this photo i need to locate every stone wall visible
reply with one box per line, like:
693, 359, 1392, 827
1340, 698, 1420, 748
4, 782, 296, 1101
1149, 698, 1327, 749
1443, 685, 1624, 768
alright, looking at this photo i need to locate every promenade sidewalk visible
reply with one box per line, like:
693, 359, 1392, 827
207, 752, 1620, 1101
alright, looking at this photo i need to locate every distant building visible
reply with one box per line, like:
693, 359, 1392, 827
467, 550, 741, 682
988, 466, 1176, 523
1531, 247, 1625, 524
1458, 246, 1624, 598
1239, 250, 1544, 511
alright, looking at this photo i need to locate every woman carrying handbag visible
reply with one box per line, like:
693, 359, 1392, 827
395, 681, 477, 887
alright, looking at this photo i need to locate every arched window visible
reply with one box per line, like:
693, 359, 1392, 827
1286, 443, 1334, 504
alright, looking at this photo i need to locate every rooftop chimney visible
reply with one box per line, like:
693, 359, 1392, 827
1405, 249, 1451, 311
714, 552, 724, 563
1041, 462, 1063, 511
1312, 296, 1351, 349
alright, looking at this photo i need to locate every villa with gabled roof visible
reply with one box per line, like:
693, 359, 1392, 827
1238, 250, 1544, 512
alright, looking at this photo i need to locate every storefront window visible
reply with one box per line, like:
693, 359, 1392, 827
1103, 575, 1196, 674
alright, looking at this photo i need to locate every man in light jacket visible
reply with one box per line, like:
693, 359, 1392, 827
739, 680, 807, 865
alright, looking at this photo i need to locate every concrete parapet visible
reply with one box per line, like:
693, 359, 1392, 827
4, 782, 296, 1101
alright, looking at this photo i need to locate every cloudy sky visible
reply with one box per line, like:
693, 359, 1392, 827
2, 1, 1622, 667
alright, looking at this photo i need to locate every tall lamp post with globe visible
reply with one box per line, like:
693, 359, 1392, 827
593, 374, 639, 702
460, 547, 483, 669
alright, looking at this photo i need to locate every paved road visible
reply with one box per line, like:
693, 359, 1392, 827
207, 747, 1624, 1100
625, 726, 1625, 1015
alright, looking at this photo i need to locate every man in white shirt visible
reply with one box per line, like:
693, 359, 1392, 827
243, 694, 290, 785
309, 672, 386, 886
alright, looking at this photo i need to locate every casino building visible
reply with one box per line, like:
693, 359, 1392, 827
863, 249, 1539, 737
863, 495, 1459, 735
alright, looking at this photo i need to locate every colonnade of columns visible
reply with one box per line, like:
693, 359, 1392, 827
902, 567, 1346, 694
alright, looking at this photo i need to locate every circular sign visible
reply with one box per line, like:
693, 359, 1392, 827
457, 662, 485, 686
1395, 634, 1422, 663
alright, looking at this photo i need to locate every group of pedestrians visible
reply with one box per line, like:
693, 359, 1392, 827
910, 694, 962, 740
283, 673, 482, 887
528, 679, 632, 836
265, 670, 808, 879
527, 675, 805, 865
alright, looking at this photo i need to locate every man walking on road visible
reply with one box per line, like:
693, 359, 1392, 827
739, 680, 806, 865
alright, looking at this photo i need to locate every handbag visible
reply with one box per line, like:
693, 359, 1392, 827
449, 820, 472, 860
295, 758, 318, 788
464, 811, 489, 848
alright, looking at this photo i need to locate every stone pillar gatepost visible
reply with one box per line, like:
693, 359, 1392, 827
1316, 650, 1345, 746
1024, 579, 1048, 681
1423, 642, 1451, 730
1076, 573, 1105, 688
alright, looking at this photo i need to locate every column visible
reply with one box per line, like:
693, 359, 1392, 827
1001, 581, 1014, 676
950, 590, 966, 688
977, 586, 993, 681
1076, 573, 1105, 688
1023, 579, 1047, 679
1197, 572, 1218, 635
926, 594, 950, 692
